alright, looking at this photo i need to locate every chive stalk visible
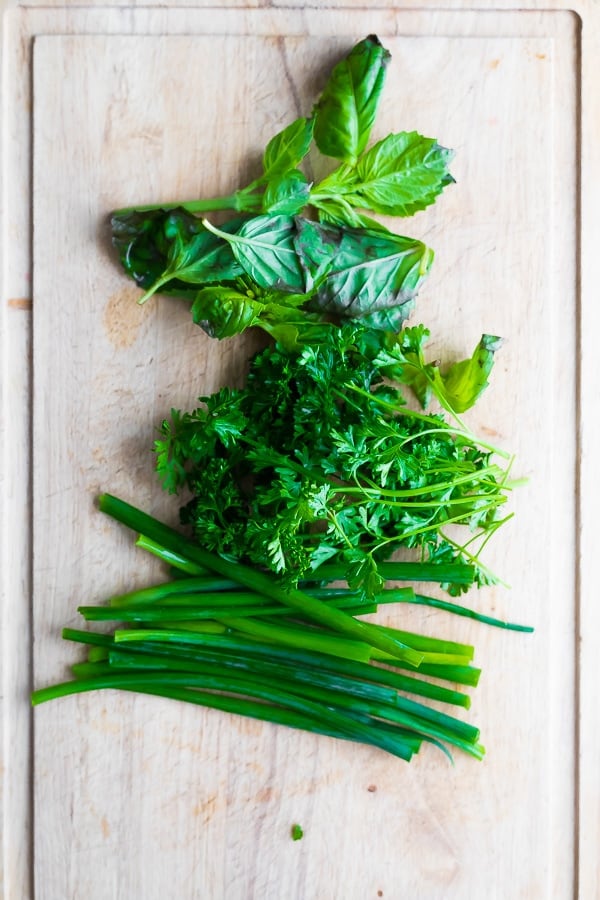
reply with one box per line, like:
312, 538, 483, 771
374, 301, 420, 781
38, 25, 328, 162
98, 494, 426, 665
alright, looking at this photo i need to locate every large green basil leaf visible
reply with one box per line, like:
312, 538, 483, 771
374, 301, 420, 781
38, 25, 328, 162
206, 214, 306, 292
313, 35, 390, 165
342, 131, 455, 216
294, 217, 433, 329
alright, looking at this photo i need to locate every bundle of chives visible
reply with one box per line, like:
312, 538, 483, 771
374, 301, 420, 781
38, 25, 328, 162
32, 494, 531, 763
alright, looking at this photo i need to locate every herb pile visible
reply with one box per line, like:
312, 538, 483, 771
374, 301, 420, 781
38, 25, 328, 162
156, 324, 511, 596
111, 35, 452, 345
32, 35, 531, 765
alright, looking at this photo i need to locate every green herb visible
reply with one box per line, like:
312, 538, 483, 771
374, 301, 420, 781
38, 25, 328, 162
31, 34, 532, 773
291, 824, 304, 841
374, 325, 504, 416
110, 35, 453, 343
155, 324, 512, 596
31, 501, 490, 764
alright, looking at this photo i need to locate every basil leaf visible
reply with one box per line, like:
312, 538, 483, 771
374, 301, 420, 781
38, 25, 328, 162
204, 215, 305, 292
294, 218, 433, 329
111, 208, 171, 289
313, 196, 387, 231
112, 208, 244, 303
263, 170, 310, 215
435, 334, 503, 413
342, 131, 455, 216
163, 212, 243, 284
376, 327, 502, 414
262, 117, 314, 179
313, 35, 390, 165
191, 283, 329, 349
192, 286, 262, 338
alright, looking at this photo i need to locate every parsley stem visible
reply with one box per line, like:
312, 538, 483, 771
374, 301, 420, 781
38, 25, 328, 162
343, 384, 511, 459
371, 501, 501, 552
340, 492, 508, 510
349, 465, 506, 499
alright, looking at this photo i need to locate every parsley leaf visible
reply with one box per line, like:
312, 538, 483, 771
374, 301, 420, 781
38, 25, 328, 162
156, 325, 512, 596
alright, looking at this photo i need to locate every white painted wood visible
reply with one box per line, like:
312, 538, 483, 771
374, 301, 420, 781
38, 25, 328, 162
1, 3, 597, 898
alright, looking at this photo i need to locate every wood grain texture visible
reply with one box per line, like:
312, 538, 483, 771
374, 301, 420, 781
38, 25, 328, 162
1, 3, 598, 899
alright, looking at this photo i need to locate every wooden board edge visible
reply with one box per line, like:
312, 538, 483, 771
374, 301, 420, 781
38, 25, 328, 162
576, 7, 600, 899
1, 7, 34, 900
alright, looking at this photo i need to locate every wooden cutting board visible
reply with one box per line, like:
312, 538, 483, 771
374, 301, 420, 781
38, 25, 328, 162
1, 3, 599, 898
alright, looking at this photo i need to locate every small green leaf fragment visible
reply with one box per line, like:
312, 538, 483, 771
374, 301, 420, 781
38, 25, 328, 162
291, 823, 304, 841
381, 328, 503, 414
439, 334, 503, 413
191, 286, 262, 339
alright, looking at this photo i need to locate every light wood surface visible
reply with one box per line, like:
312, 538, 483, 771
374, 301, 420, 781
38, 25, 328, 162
1, 4, 598, 898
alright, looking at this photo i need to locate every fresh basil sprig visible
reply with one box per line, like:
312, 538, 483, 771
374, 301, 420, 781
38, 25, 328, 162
311, 131, 456, 220
110, 35, 454, 339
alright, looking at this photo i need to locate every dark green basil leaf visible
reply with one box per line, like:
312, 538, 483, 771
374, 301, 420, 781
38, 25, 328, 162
294, 218, 433, 329
111, 209, 172, 289
262, 117, 314, 178
163, 213, 243, 284
313, 35, 390, 165
263, 170, 311, 215
343, 131, 455, 216
111, 208, 244, 301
